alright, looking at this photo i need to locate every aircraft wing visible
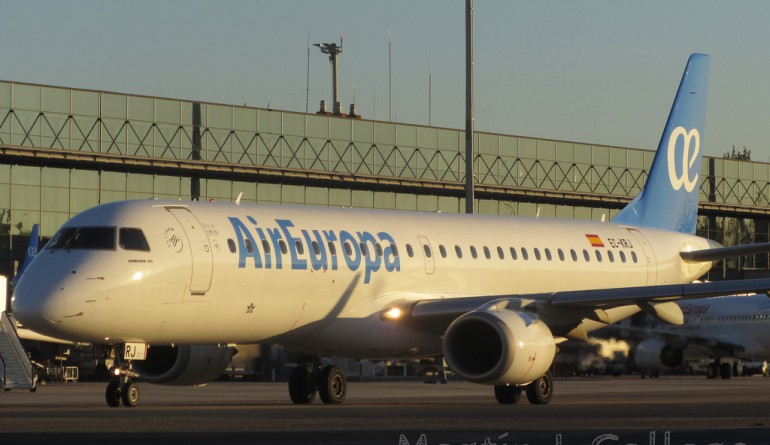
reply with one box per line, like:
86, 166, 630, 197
385, 278, 770, 335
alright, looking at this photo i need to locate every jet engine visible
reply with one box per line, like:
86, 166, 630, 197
133, 345, 237, 386
634, 338, 683, 370
443, 307, 556, 385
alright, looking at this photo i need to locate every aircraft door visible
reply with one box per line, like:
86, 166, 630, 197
627, 228, 657, 285
167, 207, 213, 295
418, 236, 435, 275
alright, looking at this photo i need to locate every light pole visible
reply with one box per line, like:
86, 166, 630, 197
314, 36, 343, 115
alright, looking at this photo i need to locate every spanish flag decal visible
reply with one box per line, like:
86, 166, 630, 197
585, 234, 605, 248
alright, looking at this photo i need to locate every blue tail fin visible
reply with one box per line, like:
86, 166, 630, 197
612, 53, 710, 234
10, 224, 39, 288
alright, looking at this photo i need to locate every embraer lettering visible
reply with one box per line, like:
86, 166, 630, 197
228, 216, 400, 284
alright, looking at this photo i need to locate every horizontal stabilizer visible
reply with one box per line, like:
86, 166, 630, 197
680, 242, 770, 262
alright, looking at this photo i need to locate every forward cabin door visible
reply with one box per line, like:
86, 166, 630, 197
167, 207, 214, 295
418, 236, 435, 275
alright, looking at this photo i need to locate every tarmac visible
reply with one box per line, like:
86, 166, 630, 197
1, 376, 769, 444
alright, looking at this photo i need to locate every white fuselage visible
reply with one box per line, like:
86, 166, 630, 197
643, 296, 770, 360
13, 200, 713, 358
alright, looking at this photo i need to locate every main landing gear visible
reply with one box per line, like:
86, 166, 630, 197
288, 362, 347, 404
105, 363, 141, 408
494, 371, 553, 405
706, 359, 733, 380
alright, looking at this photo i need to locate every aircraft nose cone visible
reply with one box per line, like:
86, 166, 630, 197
12, 274, 64, 334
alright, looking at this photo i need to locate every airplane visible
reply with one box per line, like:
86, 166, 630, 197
598, 294, 770, 379
9, 223, 39, 288
11, 53, 770, 408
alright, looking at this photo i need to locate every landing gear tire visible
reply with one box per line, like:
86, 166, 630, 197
720, 362, 732, 380
494, 385, 522, 404
122, 381, 140, 407
706, 363, 718, 379
289, 366, 317, 404
525, 371, 553, 405
106, 380, 122, 407
318, 365, 346, 404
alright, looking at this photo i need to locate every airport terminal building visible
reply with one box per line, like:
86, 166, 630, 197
2, 80, 770, 280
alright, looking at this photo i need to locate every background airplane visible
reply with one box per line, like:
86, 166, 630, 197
9, 224, 38, 289
10, 53, 770, 408
597, 293, 770, 379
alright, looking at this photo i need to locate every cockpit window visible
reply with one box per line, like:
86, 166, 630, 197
119, 228, 150, 252
46, 227, 78, 250
46, 227, 116, 250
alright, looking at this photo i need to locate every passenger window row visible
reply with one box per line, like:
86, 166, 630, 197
403, 243, 639, 264
226, 236, 639, 265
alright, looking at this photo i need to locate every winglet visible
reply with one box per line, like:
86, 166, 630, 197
613, 54, 710, 234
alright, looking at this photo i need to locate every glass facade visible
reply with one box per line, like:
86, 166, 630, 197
1, 80, 769, 279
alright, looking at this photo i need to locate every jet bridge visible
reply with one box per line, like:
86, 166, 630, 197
0, 276, 36, 391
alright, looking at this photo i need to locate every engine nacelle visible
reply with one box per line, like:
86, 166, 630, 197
443, 308, 556, 385
634, 338, 683, 370
133, 345, 237, 386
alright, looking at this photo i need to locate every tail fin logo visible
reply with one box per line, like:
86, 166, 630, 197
667, 126, 700, 192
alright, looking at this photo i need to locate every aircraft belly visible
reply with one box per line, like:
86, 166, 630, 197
278, 317, 442, 359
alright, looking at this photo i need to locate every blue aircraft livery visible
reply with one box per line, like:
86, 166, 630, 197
228, 216, 400, 284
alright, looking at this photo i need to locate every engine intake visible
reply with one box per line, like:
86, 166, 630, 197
443, 307, 556, 385
133, 344, 237, 386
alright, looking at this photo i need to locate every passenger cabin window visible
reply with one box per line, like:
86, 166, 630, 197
375, 243, 384, 257
497, 247, 504, 259
570, 249, 578, 261
619, 251, 626, 263
509, 247, 517, 260
545, 249, 552, 261
558, 249, 565, 261
631, 251, 639, 263
295, 240, 305, 255
344, 242, 353, 256
583, 250, 590, 262
607, 251, 615, 262
47, 227, 116, 250
455, 245, 463, 259
245, 239, 254, 253
439, 245, 447, 258
227, 239, 236, 253
312, 241, 321, 255
595, 250, 602, 262
262, 239, 271, 253
483, 246, 491, 259
534, 248, 541, 261
359, 243, 368, 256
423, 244, 432, 258
279, 240, 288, 255
470, 246, 478, 259
390, 244, 399, 257
521, 248, 529, 260
119, 228, 150, 251
328, 242, 337, 256
406, 244, 414, 258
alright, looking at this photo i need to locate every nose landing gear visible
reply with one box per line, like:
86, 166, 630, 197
105, 363, 141, 408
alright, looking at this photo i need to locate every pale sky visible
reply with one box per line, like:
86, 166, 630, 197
2, 0, 770, 159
